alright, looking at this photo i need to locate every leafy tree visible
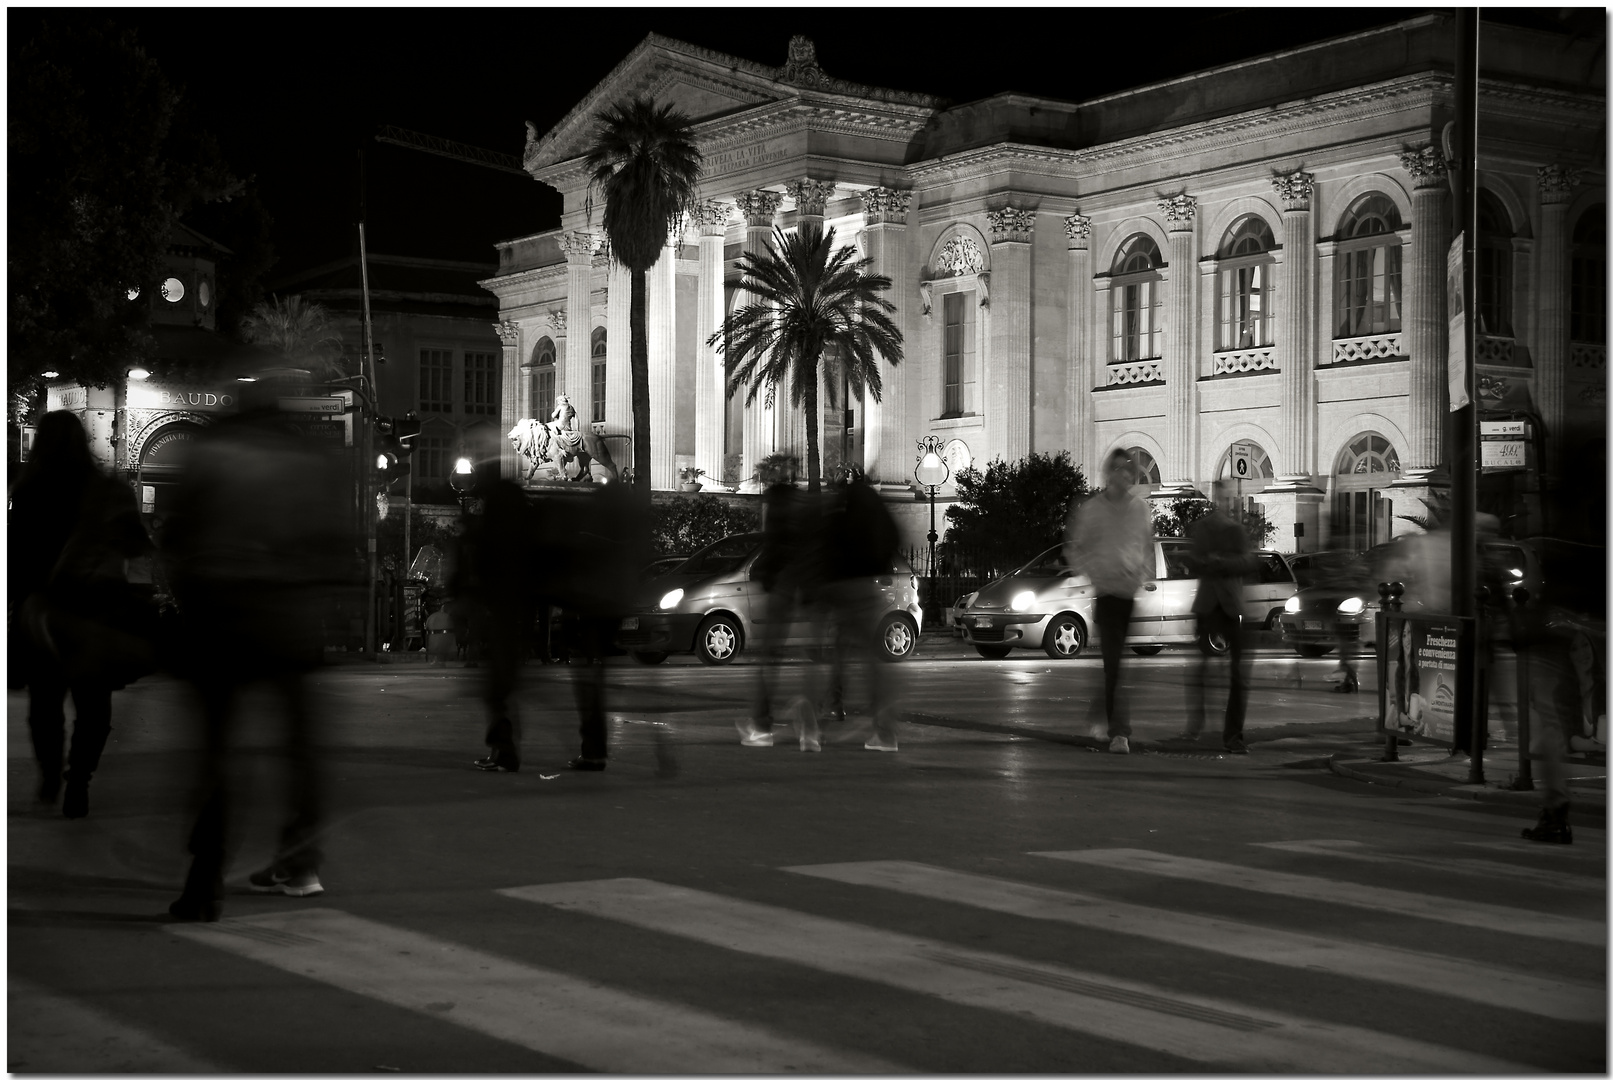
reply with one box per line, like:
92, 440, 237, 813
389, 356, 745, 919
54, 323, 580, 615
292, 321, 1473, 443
713, 225, 903, 492
942, 451, 1089, 571
648, 494, 760, 556
241, 296, 347, 380
1152, 497, 1276, 547
582, 97, 702, 495
8, 16, 241, 399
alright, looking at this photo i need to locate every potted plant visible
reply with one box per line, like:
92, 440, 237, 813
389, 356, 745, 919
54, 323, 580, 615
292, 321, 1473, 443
678, 465, 705, 493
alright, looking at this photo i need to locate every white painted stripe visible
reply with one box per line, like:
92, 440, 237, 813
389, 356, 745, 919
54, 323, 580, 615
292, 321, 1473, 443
1257, 839, 1605, 893
1032, 849, 1605, 947
783, 860, 1603, 1024
501, 877, 1528, 1073
8, 979, 222, 1073
1460, 839, 1608, 863
168, 907, 903, 1074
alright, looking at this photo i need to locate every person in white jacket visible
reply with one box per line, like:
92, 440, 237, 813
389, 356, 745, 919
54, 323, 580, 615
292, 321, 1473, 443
1065, 449, 1156, 754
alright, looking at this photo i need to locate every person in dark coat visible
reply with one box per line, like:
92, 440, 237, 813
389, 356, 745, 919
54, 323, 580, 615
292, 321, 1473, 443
161, 408, 354, 920
820, 469, 902, 752
8, 410, 152, 818
1175, 487, 1260, 753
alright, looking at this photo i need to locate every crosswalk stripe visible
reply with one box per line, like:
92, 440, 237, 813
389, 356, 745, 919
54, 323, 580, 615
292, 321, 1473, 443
1032, 849, 1604, 947
167, 907, 905, 1074
783, 860, 1603, 1024
501, 877, 1527, 1073
1256, 839, 1605, 893
7, 979, 222, 1073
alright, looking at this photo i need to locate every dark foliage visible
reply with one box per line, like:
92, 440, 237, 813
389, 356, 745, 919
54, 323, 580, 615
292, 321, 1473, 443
942, 451, 1089, 572
648, 494, 760, 556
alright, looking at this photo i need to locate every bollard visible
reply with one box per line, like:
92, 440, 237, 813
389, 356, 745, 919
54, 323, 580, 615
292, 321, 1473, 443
1511, 587, 1535, 791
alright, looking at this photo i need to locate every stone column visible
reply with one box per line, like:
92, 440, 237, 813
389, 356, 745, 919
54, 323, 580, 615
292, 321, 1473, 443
604, 245, 633, 447
1158, 194, 1200, 495
494, 319, 521, 480
562, 231, 597, 410
1262, 171, 1324, 551
692, 199, 730, 484
1535, 164, 1579, 481
860, 187, 911, 488
648, 228, 680, 491
1398, 145, 1451, 483
783, 179, 838, 472
735, 188, 782, 485
985, 207, 1035, 465
1064, 214, 1093, 474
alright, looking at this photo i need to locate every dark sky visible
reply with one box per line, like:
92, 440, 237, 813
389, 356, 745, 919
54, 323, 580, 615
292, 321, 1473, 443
32, 6, 1581, 280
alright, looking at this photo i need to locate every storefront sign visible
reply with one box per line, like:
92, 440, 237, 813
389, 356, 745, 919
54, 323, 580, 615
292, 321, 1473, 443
1479, 419, 1527, 437
126, 384, 237, 411
1480, 440, 1526, 470
141, 425, 201, 467
46, 384, 114, 412
279, 396, 346, 415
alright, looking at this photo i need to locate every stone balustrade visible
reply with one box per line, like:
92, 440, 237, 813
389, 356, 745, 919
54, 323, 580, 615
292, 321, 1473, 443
1211, 346, 1278, 376
1105, 359, 1165, 387
1326, 332, 1406, 366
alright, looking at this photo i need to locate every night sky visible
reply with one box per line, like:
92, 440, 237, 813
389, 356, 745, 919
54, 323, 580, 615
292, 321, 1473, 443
31, 6, 1579, 282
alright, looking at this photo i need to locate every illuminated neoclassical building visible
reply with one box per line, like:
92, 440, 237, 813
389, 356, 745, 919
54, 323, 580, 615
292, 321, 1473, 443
481, 14, 1605, 551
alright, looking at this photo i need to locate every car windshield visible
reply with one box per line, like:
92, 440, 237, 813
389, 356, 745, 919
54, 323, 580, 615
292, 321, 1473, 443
676, 533, 762, 576
1012, 545, 1067, 577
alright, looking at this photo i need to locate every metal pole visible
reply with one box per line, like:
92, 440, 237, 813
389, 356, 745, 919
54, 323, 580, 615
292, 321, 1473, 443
1453, 10, 1483, 783
927, 484, 939, 614
1512, 587, 1535, 790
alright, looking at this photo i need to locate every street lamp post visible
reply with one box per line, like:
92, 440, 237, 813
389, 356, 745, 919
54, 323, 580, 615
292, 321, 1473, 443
914, 434, 950, 618
449, 454, 476, 513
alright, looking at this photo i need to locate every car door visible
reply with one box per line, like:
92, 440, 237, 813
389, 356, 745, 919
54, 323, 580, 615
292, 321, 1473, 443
1152, 539, 1199, 640
1243, 552, 1298, 625
1125, 541, 1166, 641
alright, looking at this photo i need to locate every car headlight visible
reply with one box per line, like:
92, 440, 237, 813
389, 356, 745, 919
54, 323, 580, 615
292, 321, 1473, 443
1284, 595, 1301, 614
1337, 597, 1364, 615
658, 588, 684, 610
1011, 589, 1037, 612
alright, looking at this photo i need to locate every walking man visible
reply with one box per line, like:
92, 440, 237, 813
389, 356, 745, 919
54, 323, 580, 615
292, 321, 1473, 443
1066, 449, 1155, 754
1179, 487, 1259, 753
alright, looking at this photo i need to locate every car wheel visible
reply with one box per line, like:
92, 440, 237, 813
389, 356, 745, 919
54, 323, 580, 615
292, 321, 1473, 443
1131, 645, 1164, 656
877, 614, 917, 662
1265, 610, 1283, 632
1294, 643, 1333, 658
975, 645, 1012, 659
695, 615, 743, 665
1043, 614, 1087, 659
1199, 630, 1230, 655
633, 651, 670, 665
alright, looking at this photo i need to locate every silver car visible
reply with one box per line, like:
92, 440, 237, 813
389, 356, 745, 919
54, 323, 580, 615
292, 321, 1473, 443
958, 539, 1298, 659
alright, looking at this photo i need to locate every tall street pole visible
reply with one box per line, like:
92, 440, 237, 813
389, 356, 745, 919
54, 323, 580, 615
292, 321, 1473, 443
1451, 9, 1481, 779
359, 149, 379, 658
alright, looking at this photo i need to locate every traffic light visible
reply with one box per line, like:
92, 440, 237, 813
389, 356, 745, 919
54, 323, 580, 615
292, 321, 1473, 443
374, 416, 410, 488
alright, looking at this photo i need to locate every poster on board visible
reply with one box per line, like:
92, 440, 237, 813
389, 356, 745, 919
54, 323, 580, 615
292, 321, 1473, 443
1405, 618, 1462, 741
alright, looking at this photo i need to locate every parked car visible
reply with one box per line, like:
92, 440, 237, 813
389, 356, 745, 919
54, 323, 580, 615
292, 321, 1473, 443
614, 531, 924, 664
957, 538, 1298, 660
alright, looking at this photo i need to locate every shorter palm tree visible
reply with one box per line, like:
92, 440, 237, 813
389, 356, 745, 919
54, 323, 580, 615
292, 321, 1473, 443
241, 295, 347, 380
711, 225, 903, 492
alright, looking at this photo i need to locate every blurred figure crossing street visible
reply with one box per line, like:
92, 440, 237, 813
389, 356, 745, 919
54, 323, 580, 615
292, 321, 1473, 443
820, 468, 903, 752
1176, 487, 1259, 753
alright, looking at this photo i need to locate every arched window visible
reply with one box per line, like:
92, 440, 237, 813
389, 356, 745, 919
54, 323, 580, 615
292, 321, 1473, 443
1217, 216, 1276, 350
1572, 206, 1606, 344
1111, 235, 1163, 362
531, 336, 556, 419
1476, 190, 1514, 336
1125, 446, 1161, 495
1334, 195, 1403, 338
590, 328, 607, 424
1332, 432, 1401, 551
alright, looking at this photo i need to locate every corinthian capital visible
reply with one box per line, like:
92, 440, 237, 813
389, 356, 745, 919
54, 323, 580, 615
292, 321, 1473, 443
784, 178, 838, 219
1538, 164, 1582, 205
493, 320, 520, 347
1271, 170, 1315, 211
1063, 213, 1093, 249
561, 230, 598, 260
690, 199, 732, 236
547, 309, 567, 338
1399, 144, 1452, 190
1158, 194, 1197, 230
734, 189, 784, 227
860, 187, 912, 226
987, 206, 1035, 245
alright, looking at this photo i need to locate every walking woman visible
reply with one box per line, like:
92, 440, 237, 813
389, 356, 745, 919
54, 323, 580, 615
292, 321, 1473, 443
9, 411, 151, 817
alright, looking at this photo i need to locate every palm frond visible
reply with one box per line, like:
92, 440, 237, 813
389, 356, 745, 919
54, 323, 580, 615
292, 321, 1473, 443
582, 97, 703, 272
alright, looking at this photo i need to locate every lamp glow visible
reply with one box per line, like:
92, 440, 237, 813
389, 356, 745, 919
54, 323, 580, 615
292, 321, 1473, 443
658, 588, 684, 610
1337, 597, 1365, 615
453, 457, 474, 475
1011, 589, 1037, 612
39, 370, 59, 379
1284, 595, 1301, 614
128, 368, 151, 380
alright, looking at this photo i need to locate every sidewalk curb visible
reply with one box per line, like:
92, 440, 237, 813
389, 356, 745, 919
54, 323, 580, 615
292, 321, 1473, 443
1326, 753, 1608, 819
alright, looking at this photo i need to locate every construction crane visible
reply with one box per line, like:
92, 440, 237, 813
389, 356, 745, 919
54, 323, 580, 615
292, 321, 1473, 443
374, 125, 527, 177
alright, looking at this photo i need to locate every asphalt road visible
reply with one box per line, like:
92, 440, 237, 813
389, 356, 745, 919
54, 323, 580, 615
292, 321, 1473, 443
8, 640, 1604, 1073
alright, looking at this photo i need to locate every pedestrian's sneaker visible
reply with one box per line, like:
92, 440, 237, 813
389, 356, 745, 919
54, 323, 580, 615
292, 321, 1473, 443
1108, 736, 1130, 754
735, 719, 774, 748
1522, 805, 1573, 844
863, 736, 898, 753
248, 866, 324, 897
1223, 738, 1249, 755
472, 753, 519, 772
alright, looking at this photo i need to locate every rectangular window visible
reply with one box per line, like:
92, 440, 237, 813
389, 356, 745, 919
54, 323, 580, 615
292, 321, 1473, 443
1219, 264, 1273, 350
1572, 252, 1606, 343
464, 351, 496, 416
1476, 248, 1511, 337
533, 367, 555, 420
417, 435, 450, 485
942, 291, 976, 416
591, 360, 607, 424
1114, 279, 1159, 362
419, 349, 453, 413
1337, 245, 1402, 337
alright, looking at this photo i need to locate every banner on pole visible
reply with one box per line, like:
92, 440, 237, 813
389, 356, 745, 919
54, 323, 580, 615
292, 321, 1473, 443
1447, 232, 1470, 411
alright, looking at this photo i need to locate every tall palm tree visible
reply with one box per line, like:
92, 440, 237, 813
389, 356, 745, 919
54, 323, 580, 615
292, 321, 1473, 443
582, 97, 702, 493
712, 224, 904, 492
241, 295, 347, 380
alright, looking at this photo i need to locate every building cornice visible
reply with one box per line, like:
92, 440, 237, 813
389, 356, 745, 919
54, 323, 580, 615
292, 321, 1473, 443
478, 264, 568, 298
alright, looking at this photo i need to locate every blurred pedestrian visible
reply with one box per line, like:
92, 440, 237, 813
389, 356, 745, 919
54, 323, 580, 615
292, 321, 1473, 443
1065, 449, 1155, 754
425, 600, 456, 665
161, 408, 354, 921
1176, 488, 1259, 753
452, 461, 544, 773
8, 411, 153, 817
820, 468, 903, 752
